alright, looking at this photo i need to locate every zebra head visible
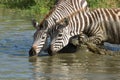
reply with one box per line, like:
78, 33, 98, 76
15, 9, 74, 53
29, 19, 49, 57
50, 18, 70, 53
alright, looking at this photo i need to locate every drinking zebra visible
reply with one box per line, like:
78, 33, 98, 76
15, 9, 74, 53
29, 0, 89, 56
50, 8, 120, 53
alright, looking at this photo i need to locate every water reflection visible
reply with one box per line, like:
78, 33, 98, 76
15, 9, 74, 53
29, 51, 120, 80
0, 8, 34, 79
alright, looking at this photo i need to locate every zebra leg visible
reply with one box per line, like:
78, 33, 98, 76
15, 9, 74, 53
79, 35, 105, 45
70, 36, 80, 46
79, 26, 106, 45
84, 42, 105, 54
78, 33, 88, 45
80, 35, 107, 53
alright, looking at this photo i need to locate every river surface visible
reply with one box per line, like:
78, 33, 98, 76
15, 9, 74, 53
0, 8, 120, 80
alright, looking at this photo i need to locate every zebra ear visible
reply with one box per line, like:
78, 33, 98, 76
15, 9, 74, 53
32, 19, 39, 29
63, 18, 69, 26
53, 18, 57, 24
42, 20, 48, 30
56, 18, 69, 30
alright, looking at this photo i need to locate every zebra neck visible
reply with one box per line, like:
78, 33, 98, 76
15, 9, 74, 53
83, 10, 100, 35
46, 18, 56, 29
69, 27, 80, 38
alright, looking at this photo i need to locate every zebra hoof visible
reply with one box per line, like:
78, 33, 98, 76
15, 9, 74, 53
29, 48, 37, 57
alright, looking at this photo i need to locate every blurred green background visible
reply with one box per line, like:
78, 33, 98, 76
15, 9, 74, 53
0, 0, 119, 20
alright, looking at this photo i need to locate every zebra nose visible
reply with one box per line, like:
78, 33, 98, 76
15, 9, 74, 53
29, 47, 37, 57
32, 45, 38, 50
47, 45, 57, 56
29, 45, 38, 57
51, 44, 57, 53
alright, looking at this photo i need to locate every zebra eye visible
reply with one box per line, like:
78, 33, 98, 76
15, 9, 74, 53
58, 34, 62, 37
42, 37, 45, 39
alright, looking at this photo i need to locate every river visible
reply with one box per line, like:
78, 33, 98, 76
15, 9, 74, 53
0, 8, 120, 80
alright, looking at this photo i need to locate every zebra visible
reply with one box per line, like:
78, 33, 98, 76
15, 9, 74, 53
50, 8, 120, 53
29, 0, 89, 56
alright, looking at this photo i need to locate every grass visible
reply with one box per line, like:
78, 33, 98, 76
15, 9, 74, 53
87, 0, 119, 8
0, 0, 55, 20
0, 0, 119, 20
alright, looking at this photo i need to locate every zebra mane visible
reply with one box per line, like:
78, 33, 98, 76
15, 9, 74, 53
55, 0, 64, 5
39, 0, 67, 27
39, 6, 56, 28
57, 8, 86, 23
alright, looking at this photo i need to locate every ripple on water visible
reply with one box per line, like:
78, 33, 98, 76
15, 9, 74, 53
29, 52, 120, 80
104, 42, 120, 51
0, 15, 35, 79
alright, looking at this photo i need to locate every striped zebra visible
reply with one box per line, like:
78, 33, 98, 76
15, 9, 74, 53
50, 8, 120, 53
29, 0, 89, 56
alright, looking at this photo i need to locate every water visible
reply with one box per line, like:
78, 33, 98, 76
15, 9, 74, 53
0, 8, 120, 80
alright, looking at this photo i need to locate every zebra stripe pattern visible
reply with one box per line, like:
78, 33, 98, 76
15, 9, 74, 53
51, 8, 120, 53
29, 0, 89, 56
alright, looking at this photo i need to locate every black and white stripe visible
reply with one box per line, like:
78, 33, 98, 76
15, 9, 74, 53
51, 8, 120, 53
29, 0, 89, 56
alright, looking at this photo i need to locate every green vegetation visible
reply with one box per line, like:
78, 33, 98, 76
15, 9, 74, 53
0, 0, 119, 20
87, 0, 120, 8
0, 0, 35, 9
0, 0, 55, 20
29, 0, 55, 19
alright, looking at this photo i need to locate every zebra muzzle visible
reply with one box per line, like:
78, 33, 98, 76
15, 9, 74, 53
29, 47, 37, 57
47, 46, 55, 56
50, 44, 59, 53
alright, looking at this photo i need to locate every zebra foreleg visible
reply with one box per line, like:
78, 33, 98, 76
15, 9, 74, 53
78, 33, 88, 45
79, 35, 105, 45
78, 35, 109, 54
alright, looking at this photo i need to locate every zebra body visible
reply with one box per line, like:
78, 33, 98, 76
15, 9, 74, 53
29, 0, 89, 56
51, 8, 120, 53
